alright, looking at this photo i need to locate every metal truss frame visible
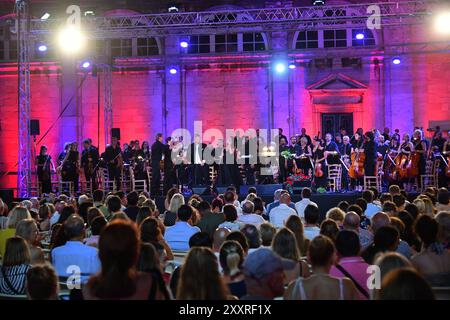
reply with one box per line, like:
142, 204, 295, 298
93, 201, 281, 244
16, 0, 31, 197
102, 64, 113, 147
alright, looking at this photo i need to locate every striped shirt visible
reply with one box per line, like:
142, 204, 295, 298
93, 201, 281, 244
0, 264, 31, 295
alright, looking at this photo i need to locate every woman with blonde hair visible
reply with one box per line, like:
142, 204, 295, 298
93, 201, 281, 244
162, 193, 184, 226
272, 228, 310, 285
15, 219, 44, 264
325, 208, 346, 226
0, 206, 31, 258
285, 215, 310, 257
177, 247, 230, 300
219, 240, 246, 298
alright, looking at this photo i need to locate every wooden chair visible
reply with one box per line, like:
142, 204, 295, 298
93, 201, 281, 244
328, 164, 342, 192
99, 168, 116, 193
420, 159, 440, 192
364, 176, 380, 192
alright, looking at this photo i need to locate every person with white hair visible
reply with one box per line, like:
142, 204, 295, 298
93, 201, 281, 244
269, 193, 297, 228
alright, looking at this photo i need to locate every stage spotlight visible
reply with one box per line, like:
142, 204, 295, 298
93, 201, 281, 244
168, 6, 179, 13
434, 12, 450, 35
180, 41, 189, 48
288, 63, 296, 70
355, 33, 365, 40
392, 57, 401, 65
169, 67, 177, 75
37, 44, 47, 52
275, 62, 287, 73
81, 61, 91, 69
40, 13, 50, 20
313, 0, 325, 6
57, 26, 86, 54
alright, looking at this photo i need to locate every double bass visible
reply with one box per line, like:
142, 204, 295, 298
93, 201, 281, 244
313, 131, 324, 177
406, 151, 420, 177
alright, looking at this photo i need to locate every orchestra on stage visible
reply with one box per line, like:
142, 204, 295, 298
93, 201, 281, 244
36, 126, 450, 196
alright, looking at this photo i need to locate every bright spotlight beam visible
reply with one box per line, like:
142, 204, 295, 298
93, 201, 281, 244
275, 62, 287, 73
57, 26, 86, 55
434, 12, 450, 35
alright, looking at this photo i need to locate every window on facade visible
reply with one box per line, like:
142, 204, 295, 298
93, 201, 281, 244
187, 35, 210, 54
215, 34, 238, 53
0, 41, 4, 60
9, 40, 17, 60
324, 29, 347, 48
296, 31, 319, 49
351, 29, 376, 47
243, 33, 266, 52
137, 38, 159, 56
111, 38, 132, 57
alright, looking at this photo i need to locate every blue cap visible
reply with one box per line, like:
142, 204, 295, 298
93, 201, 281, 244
243, 248, 296, 279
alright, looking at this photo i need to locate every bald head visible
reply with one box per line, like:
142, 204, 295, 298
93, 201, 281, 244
213, 227, 231, 252
371, 212, 390, 233
280, 193, 291, 205
343, 212, 360, 231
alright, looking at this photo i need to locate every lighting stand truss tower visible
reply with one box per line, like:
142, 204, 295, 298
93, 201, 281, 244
103, 65, 113, 146
16, 0, 31, 198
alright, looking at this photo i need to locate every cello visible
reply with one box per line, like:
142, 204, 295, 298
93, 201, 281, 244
349, 150, 365, 179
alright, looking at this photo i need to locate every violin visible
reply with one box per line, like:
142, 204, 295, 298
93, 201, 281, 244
349, 150, 365, 179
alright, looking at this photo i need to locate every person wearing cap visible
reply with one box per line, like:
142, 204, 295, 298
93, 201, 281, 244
241, 248, 295, 300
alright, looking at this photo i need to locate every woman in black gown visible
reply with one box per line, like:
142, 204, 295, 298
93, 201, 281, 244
36, 145, 54, 194
312, 138, 327, 189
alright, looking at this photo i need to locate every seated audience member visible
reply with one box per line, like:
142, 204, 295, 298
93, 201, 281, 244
392, 194, 406, 212
379, 193, 393, 205
237, 201, 265, 228
337, 201, 350, 212
83, 221, 168, 300
362, 190, 382, 219
436, 188, 450, 212
405, 202, 421, 220
226, 231, 249, 256
362, 225, 399, 264
285, 235, 359, 300
0, 237, 31, 295
241, 224, 261, 254
330, 231, 370, 300
388, 185, 401, 196
51, 214, 101, 282
0, 198, 8, 229
213, 228, 231, 255
355, 198, 368, 215
260, 223, 276, 247
218, 205, 241, 231
390, 217, 412, 259
411, 215, 450, 286
163, 193, 184, 227
435, 211, 450, 246
177, 247, 230, 300
343, 212, 373, 250
164, 187, 179, 211
295, 188, 317, 219
0, 206, 31, 258
26, 264, 59, 300
269, 193, 297, 228
242, 248, 294, 300
106, 196, 122, 221
220, 240, 247, 298
325, 208, 345, 226
397, 211, 421, 251
15, 219, 44, 264
382, 201, 397, 217
320, 219, 340, 242
84, 216, 107, 248
110, 212, 130, 222
165, 205, 200, 251
86, 207, 103, 230
78, 200, 94, 224
124, 191, 139, 221
346, 204, 370, 230
196, 201, 225, 238
211, 198, 224, 213
38, 204, 51, 232
266, 189, 283, 214
285, 215, 309, 256
189, 232, 213, 248
374, 252, 413, 281
224, 191, 242, 215
136, 207, 152, 226
378, 269, 435, 300
272, 228, 310, 285
252, 198, 266, 217
303, 204, 321, 240
140, 217, 173, 261
93, 190, 109, 218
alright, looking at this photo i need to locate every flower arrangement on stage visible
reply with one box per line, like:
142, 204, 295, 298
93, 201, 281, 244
285, 172, 311, 185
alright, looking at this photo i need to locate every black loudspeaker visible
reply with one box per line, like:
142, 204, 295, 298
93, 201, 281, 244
0, 189, 14, 205
111, 128, 121, 140
30, 120, 40, 136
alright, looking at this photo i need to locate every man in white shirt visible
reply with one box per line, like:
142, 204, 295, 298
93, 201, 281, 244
269, 193, 297, 228
295, 188, 317, 219
266, 189, 297, 214
165, 204, 201, 251
303, 204, 321, 240
237, 201, 266, 228
49, 201, 66, 226
51, 214, 101, 283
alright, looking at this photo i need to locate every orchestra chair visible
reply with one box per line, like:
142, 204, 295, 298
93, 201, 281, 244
420, 159, 440, 192
209, 166, 216, 184
30, 181, 40, 197
58, 181, 74, 196
328, 164, 342, 192
130, 167, 147, 193
147, 166, 163, 195
364, 176, 380, 192
99, 168, 116, 193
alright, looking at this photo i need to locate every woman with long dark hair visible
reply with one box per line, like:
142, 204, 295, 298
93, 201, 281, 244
36, 145, 55, 194
83, 220, 168, 300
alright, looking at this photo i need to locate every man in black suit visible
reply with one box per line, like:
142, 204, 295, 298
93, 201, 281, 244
81, 139, 100, 191
150, 133, 164, 197
188, 134, 208, 186
103, 136, 122, 190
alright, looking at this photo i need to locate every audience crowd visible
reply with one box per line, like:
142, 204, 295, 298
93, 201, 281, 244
0, 185, 449, 300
